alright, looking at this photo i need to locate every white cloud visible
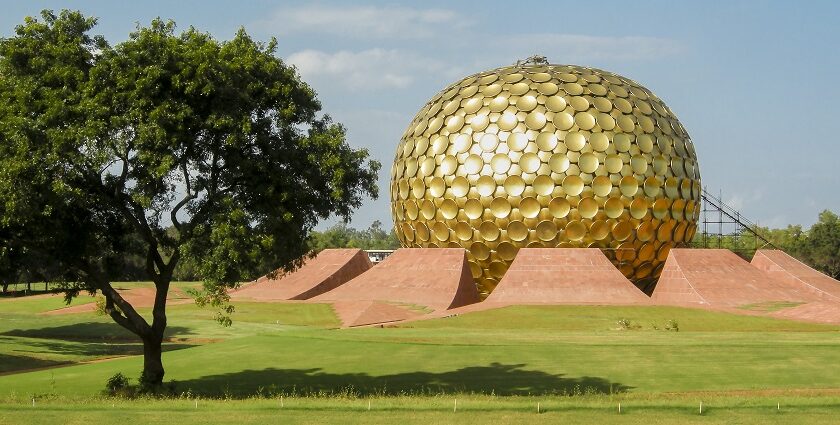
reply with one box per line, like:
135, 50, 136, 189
257, 4, 464, 39
498, 34, 684, 62
286, 48, 460, 91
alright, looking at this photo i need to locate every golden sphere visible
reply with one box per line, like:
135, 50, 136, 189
390, 63, 701, 297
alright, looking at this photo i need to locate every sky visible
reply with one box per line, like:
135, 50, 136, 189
2, 0, 839, 230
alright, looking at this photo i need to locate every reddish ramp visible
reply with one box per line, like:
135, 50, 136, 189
751, 250, 840, 302
651, 249, 810, 308
329, 301, 424, 327
311, 248, 480, 311
485, 248, 650, 305
232, 249, 372, 301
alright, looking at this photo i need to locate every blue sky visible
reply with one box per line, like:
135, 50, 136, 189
2, 1, 839, 229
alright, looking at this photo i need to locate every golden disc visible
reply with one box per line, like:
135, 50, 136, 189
637, 221, 655, 241
490, 197, 512, 218
592, 175, 612, 197
519, 197, 541, 218
536, 132, 558, 151
578, 152, 599, 173
604, 197, 624, 218
546, 96, 568, 112
479, 133, 499, 152
516, 95, 538, 112
451, 176, 469, 197
507, 220, 529, 241
612, 221, 633, 241
470, 241, 490, 260
538, 82, 559, 96
440, 199, 458, 219
428, 176, 445, 197
497, 112, 518, 131
536, 220, 557, 241
496, 241, 518, 261
619, 176, 639, 197
464, 154, 483, 174
454, 221, 473, 240
553, 112, 574, 130
605, 154, 623, 174
504, 175, 526, 196
491, 153, 512, 174
415, 222, 430, 241
590, 220, 610, 240
550, 153, 570, 173
507, 132, 529, 151
519, 152, 541, 173
590, 133, 610, 152
479, 220, 500, 241
566, 220, 587, 240
432, 221, 450, 241
476, 175, 496, 196
652, 198, 670, 219
578, 197, 598, 218
464, 198, 484, 219
533, 175, 555, 196
420, 199, 436, 219
629, 198, 649, 219
565, 132, 586, 151
488, 95, 508, 113
525, 111, 547, 130
575, 112, 596, 130
549, 197, 571, 218
562, 175, 585, 196
643, 176, 661, 197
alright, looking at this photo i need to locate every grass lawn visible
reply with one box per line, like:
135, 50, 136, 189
1, 287, 840, 423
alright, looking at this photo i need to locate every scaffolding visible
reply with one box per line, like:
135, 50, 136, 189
692, 187, 778, 258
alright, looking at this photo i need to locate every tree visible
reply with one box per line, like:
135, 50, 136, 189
0, 10, 379, 386
309, 220, 400, 251
800, 210, 840, 279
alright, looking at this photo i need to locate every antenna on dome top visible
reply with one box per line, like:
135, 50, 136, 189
516, 55, 548, 66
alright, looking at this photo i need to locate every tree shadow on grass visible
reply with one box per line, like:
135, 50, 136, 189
0, 353, 69, 374
176, 363, 632, 397
0, 322, 194, 341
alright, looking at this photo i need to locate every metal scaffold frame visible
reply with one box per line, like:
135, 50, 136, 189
693, 187, 778, 257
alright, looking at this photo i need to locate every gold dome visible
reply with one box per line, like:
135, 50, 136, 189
390, 63, 701, 297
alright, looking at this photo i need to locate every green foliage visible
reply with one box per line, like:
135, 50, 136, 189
309, 220, 400, 251
105, 372, 130, 395
0, 9, 379, 384
665, 319, 679, 332
690, 209, 839, 279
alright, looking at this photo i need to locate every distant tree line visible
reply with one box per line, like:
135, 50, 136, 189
691, 209, 840, 279
1, 221, 400, 293
308, 220, 401, 252
4, 209, 838, 293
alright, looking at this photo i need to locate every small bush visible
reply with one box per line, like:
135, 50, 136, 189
665, 319, 679, 332
105, 372, 131, 395
94, 296, 107, 316
616, 318, 640, 330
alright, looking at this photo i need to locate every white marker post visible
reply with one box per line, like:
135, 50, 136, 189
280, 396, 284, 408
368, 400, 371, 411
454, 398, 457, 412
700, 401, 703, 415
618, 402, 621, 414
537, 402, 540, 414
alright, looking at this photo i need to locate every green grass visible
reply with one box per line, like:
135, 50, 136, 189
2, 290, 840, 423
2, 394, 840, 424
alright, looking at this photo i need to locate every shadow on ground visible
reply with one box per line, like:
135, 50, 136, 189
176, 363, 631, 397
1, 322, 193, 341
0, 353, 69, 374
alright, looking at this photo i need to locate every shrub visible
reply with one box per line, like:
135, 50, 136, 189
665, 319, 679, 332
106, 372, 130, 395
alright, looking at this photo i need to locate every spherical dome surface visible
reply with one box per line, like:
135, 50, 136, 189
390, 63, 701, 297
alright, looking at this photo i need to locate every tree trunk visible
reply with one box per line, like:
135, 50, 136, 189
141, 333, 165, 386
